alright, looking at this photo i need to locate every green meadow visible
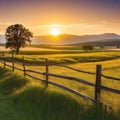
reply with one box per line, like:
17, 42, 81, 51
0, 46, 120, 120
4, 47, 120, 65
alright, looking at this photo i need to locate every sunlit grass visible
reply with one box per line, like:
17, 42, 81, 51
1, 67, 118, 120
4, 51, 120, 65
1, 56, 120, 108
1, 48, 120, 119
22, 58, 120, 107
1, 66, 120, 120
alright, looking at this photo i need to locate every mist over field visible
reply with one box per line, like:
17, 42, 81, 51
1, 33, 120, 45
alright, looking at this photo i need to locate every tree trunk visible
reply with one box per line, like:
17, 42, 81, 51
16, 46, 20, 54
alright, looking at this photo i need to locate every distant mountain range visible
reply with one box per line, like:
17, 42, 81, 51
1, 33, 120, 46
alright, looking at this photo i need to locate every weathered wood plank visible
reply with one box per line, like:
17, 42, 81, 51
14, 66, 23, 71
101, 74, 120, 81
25, 69, 45, 75
4, 58, 6, 69
26, 72, 95, 101
22, 56, 26, 76
45, 59, 49, 86
50, 64, 96, 75
26, 73, 45, 82
48, 72, 95, 87
100, 85, 120, 94
95, 65, 102, 102
12, 52, 14, 71
5, 64, 12, 68
48, 80, 95, 101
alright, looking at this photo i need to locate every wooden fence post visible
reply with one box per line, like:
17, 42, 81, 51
95, 65, 102, 103
4, 58, 6, 69
45, 58, 49, 86
2, 52, 4, 56
12, 52, 14, 71
22, 56, 26, 76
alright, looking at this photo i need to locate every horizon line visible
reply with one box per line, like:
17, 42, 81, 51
0, 32, 120, 36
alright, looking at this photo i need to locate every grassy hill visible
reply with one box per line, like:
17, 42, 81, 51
72, 39, 120, 47
0, 67, 119, 120
5, 51, 120, 65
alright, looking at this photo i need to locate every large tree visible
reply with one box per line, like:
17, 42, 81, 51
5, 24, 33, 54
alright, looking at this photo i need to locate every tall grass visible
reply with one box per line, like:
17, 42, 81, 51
1, 48, 120, 119
0, 67, 119, 120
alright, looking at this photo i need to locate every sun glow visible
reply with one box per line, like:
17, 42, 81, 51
51, 28, 60, 36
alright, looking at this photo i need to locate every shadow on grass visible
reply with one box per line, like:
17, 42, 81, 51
10, 86, 118, 120
0, 67, 29, 96
0, 67, 119, 120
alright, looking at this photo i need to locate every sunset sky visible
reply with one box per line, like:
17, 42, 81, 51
0, 0, 120, 36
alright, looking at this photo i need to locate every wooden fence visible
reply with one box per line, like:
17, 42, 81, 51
0, 52, 120, 107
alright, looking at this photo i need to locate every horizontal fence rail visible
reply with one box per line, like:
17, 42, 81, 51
0, 57, 22, 65
100, 85, 120, 94
25, 69, 45, 75
25, 73, 45, 82
5, 64, 12, 68
0, 52, 120, 108
101, 74, 120, 81
47, 80, 95, 101
14, 66, 24, 71
49, 64, 96, 75
47, 72, 95, 87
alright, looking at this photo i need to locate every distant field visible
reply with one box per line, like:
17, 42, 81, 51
0, 46, 65, 51
0, 45, 105, 52
4, 51, 120, 65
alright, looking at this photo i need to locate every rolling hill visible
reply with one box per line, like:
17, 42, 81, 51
1, 33, 120, 46
27, 33, 120, 46
71, 39, 120, 47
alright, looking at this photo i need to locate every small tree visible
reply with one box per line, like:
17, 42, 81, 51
82, 45, 94, 52
116, 45, 120, 48
5, 24, 33, 54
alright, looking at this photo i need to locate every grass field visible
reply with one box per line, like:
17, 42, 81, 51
20, 58, 120, 107
0, 46, 120, 119
0, 68, 120, 120
4, 49, 120, 65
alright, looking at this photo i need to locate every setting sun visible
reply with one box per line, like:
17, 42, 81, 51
51, 28, 60, 36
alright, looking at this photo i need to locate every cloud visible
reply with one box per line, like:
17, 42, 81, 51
27, 23, 102, 35
29, 23, 101, 29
